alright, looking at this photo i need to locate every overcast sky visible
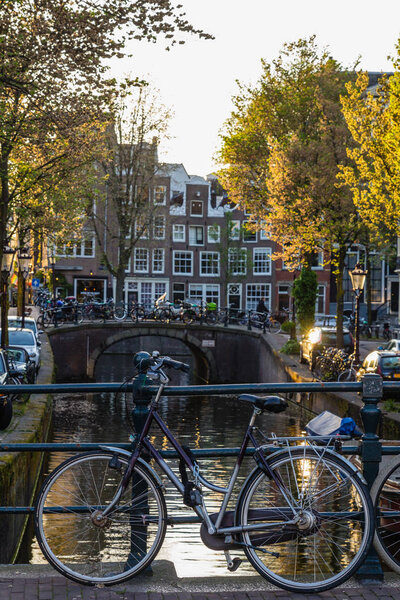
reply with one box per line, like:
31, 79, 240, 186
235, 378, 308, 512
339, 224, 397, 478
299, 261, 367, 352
112, 0, 400, 177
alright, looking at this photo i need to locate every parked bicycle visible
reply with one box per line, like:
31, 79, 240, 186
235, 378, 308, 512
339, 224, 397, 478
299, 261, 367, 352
337, 353, 357, 382
34, 351, 374, 592
382, 322, 392, 341
250, 311, 281, 333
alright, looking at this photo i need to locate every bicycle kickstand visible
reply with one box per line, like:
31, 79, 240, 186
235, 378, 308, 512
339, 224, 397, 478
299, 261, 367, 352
224, 549, 242, 572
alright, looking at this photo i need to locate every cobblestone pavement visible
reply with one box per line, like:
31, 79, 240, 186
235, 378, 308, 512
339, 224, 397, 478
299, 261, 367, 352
2, 577, 400, 600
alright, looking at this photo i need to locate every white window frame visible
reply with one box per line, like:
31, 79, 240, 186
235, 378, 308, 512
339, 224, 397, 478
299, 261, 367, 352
246, 283, 271, 311
134, 248, 149, 273
315, 284, 326, 315
188, 283, 220, 305
229, 220, 240, 240
189, 225, 204, 246
200, 251, 220, 277
153, 215, 166, 240
208, 225, 220, 243
228, 247, 247, 276
173, 224, 185, 242
152, 248, 165, 274
173, 250, 193, 276
253, 247, 272, 276
154, 185, 167, 205
55, 230, 95, 258
134, 219, 149, 240
242, 221, 257, 243
311, 250, 324, 270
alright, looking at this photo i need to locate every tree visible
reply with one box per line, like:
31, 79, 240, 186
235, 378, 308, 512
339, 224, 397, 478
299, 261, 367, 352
217, 37, 362, 345
0, 0, 212, 337
87, 85, 172, 303
339, 68, 400, 244
292, 268, 318, 335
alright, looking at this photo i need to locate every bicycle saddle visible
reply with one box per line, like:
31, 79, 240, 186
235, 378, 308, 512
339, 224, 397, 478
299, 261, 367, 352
238, 394, 288, 413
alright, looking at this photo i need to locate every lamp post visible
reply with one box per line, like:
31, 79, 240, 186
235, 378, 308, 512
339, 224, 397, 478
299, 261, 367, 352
349, 262, 367, 368
48, 248, 56, 307
1, 246, 15, 348
18, 249, 32, 329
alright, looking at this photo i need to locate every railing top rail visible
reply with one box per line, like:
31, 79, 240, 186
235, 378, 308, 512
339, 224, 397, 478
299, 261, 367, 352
0, 381, 379, 394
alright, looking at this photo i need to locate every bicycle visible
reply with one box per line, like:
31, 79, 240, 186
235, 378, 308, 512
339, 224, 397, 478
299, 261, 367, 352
337, 354, 357, 382
34, 352, 374, 592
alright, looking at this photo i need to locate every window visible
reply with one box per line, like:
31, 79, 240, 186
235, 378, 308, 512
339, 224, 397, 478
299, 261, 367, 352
55, 229, 95, 258
173, 224, 185, 242
190, 200, 203, 216
134, 248, 149, 273
152, 249, 165, 273
253, 248, 271, 275
260, 223, 271, 240
134, 218, 149, 239
246, 284, 271, 311
173, 251, 193, 275
173, 282, 185, 303
316, 285, 326, 315
243, 221, 257, 242
229, 220, 240, 240
208, 225, 220, 243
153, 215, 166, 240
200, 252, 220, 276
228, 248, 247, 275
139, 281, 167, 309
311, 251, 324, 270
189, 225, 204, 245
154, 185, 167, 205
188, 284, 220, 305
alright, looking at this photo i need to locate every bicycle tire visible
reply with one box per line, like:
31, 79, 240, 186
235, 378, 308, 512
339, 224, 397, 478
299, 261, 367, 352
268, 319, 281, 333
35, 451, 167, 586
371, 455, 400, 573
338, 369, 356, 382
182, 310, 195, 324
235, 447, 373, 593
113, 304, 127, 321
130, 307, 145, 323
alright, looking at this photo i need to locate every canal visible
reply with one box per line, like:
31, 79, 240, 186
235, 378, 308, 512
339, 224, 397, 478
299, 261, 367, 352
25, 336, 313, 577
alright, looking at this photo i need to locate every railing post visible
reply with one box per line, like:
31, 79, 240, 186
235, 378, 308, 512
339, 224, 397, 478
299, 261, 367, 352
130, 371, 154, 567
224, 307, 228, 328
53, 308, 58, 328
247, 310, 252, 331
74, 304, 78, 325
356, 373, 384, 582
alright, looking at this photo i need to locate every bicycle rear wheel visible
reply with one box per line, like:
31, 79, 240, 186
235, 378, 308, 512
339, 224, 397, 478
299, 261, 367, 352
338, 369, 356, 382
113, 304, 127, 321
35, 451, 167, 586
236, 447, 373, 593
371, 455, 400, 573
268, 318, 280, 333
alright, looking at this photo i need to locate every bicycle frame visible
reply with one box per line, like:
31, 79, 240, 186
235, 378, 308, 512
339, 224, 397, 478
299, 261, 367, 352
101, 380, 299, 538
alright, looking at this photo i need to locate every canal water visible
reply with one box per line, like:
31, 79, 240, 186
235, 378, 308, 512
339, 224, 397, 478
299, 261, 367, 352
27, 336, 312, 577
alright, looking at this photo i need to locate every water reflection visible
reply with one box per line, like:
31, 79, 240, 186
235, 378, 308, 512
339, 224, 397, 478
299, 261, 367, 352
30, 343, 310, 577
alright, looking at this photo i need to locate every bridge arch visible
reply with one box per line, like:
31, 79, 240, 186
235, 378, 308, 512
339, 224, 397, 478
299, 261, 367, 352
87, 327, 217, 381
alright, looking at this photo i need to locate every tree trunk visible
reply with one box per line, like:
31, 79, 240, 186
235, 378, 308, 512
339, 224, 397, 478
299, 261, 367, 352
335, 246, 346, 348
115, 266, 125, 304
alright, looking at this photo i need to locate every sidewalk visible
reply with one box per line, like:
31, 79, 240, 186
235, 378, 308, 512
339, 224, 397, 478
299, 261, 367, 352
1, 562, 400, 600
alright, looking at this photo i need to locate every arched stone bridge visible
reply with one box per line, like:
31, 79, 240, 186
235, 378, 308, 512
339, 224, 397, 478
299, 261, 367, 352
47, 322, 267, 383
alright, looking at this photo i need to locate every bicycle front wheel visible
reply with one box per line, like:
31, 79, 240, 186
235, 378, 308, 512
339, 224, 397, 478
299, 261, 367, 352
35, 451, 167, 586
268, 318, 281, 333
113, 304, 127, 321
371, 455, 400, 574
338, 369, 356, 382
236, 447, 373, 593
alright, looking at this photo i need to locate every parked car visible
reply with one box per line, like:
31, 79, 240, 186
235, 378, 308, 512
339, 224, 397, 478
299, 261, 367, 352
8, 316, 40, 341
0, 348, 23, 430
314, 314, 351, 328
5, 346, 36, 383
299, 326, 354, 370
356, 351, 400, 395
2, 328, 41, 372
379, 339, 400, 353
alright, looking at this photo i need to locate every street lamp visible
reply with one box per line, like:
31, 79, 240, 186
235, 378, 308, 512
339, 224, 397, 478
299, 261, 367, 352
1, 246, 15, 348
18, 249, 32, 329
349, 262, 367, 368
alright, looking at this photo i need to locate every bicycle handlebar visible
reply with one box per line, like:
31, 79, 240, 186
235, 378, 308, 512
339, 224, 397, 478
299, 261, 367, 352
161, 357, 190, 373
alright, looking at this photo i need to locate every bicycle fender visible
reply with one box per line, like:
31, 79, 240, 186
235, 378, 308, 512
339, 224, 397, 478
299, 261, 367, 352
99, 445, 164, 488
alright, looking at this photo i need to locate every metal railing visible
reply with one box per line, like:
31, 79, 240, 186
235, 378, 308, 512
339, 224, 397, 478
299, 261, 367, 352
0, 375, 395, 580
